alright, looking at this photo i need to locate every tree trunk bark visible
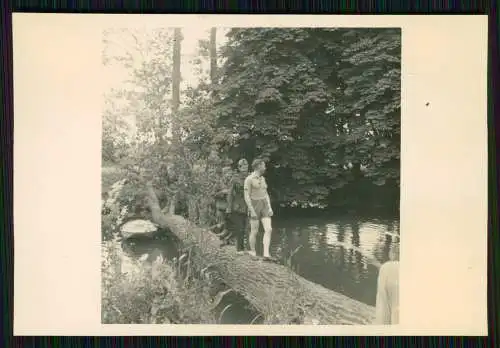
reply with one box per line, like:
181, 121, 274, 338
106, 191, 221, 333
144, 182, 376, 325
209, 28, 217, 85
169, 28, 183, 214
172, 28, 182, 119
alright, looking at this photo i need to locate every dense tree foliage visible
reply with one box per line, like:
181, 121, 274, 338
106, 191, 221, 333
213, 28, 400, 208
102, 27, 400, 212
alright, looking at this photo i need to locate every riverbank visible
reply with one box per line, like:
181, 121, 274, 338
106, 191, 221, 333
102, 233, 224, 324
100, 172, 290, 325
100, 168, 393, 324
101, 172, 226, 324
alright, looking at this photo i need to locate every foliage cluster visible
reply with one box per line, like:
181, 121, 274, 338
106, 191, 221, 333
101, 184, 219, 324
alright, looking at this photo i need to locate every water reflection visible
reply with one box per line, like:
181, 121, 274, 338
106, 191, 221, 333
271, 215, 399, 306
121, 231, 181, 263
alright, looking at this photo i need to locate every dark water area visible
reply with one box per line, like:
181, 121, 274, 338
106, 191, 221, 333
121, 209, 399, 324
272, 213, 398, 305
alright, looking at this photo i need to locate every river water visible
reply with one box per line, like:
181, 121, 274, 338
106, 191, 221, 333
121, 210, 399, 324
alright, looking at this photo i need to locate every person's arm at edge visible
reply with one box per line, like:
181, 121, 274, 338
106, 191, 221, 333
374, 263, 391, 324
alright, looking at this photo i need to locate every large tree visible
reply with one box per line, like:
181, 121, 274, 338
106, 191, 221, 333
335, 28, 401, 187
214, 28, 401, 208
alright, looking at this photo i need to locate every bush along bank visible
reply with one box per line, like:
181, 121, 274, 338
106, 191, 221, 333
101, 180, 221, 324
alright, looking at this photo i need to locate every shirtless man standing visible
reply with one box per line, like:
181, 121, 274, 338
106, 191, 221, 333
244, 158, 275, 261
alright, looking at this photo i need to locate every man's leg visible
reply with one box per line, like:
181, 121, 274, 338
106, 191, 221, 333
227, 212, 238, 242
261, 217, 273, 258
215, 208, 224, 225
218, 210, 231, 245
235, 212, 246, 252
248, 218, 259, 256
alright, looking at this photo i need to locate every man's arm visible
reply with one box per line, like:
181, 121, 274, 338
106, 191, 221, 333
263, 178, 273, 215
244, 176, 256, 217
226, 177, 235, 213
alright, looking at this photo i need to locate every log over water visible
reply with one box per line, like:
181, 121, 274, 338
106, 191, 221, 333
145, 182, 376, 325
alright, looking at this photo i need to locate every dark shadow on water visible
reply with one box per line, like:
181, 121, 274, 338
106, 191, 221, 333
215, 292, 261, 324
121, 228, 182, 262
269, 212, 398, 307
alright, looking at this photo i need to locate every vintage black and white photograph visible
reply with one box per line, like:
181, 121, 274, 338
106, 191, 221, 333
100, 26, 401, 325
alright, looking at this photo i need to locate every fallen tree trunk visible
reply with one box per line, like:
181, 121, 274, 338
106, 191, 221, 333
144, 182, 376, 325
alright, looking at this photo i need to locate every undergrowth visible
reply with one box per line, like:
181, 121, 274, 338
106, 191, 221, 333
101, 179, 218, 324
101, 232, 218, 324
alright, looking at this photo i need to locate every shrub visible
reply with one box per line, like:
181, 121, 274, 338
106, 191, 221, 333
101, 233, 218, 324
101, 187, 219, 324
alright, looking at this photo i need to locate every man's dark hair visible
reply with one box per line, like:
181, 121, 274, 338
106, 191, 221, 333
251, 158, 265, 170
